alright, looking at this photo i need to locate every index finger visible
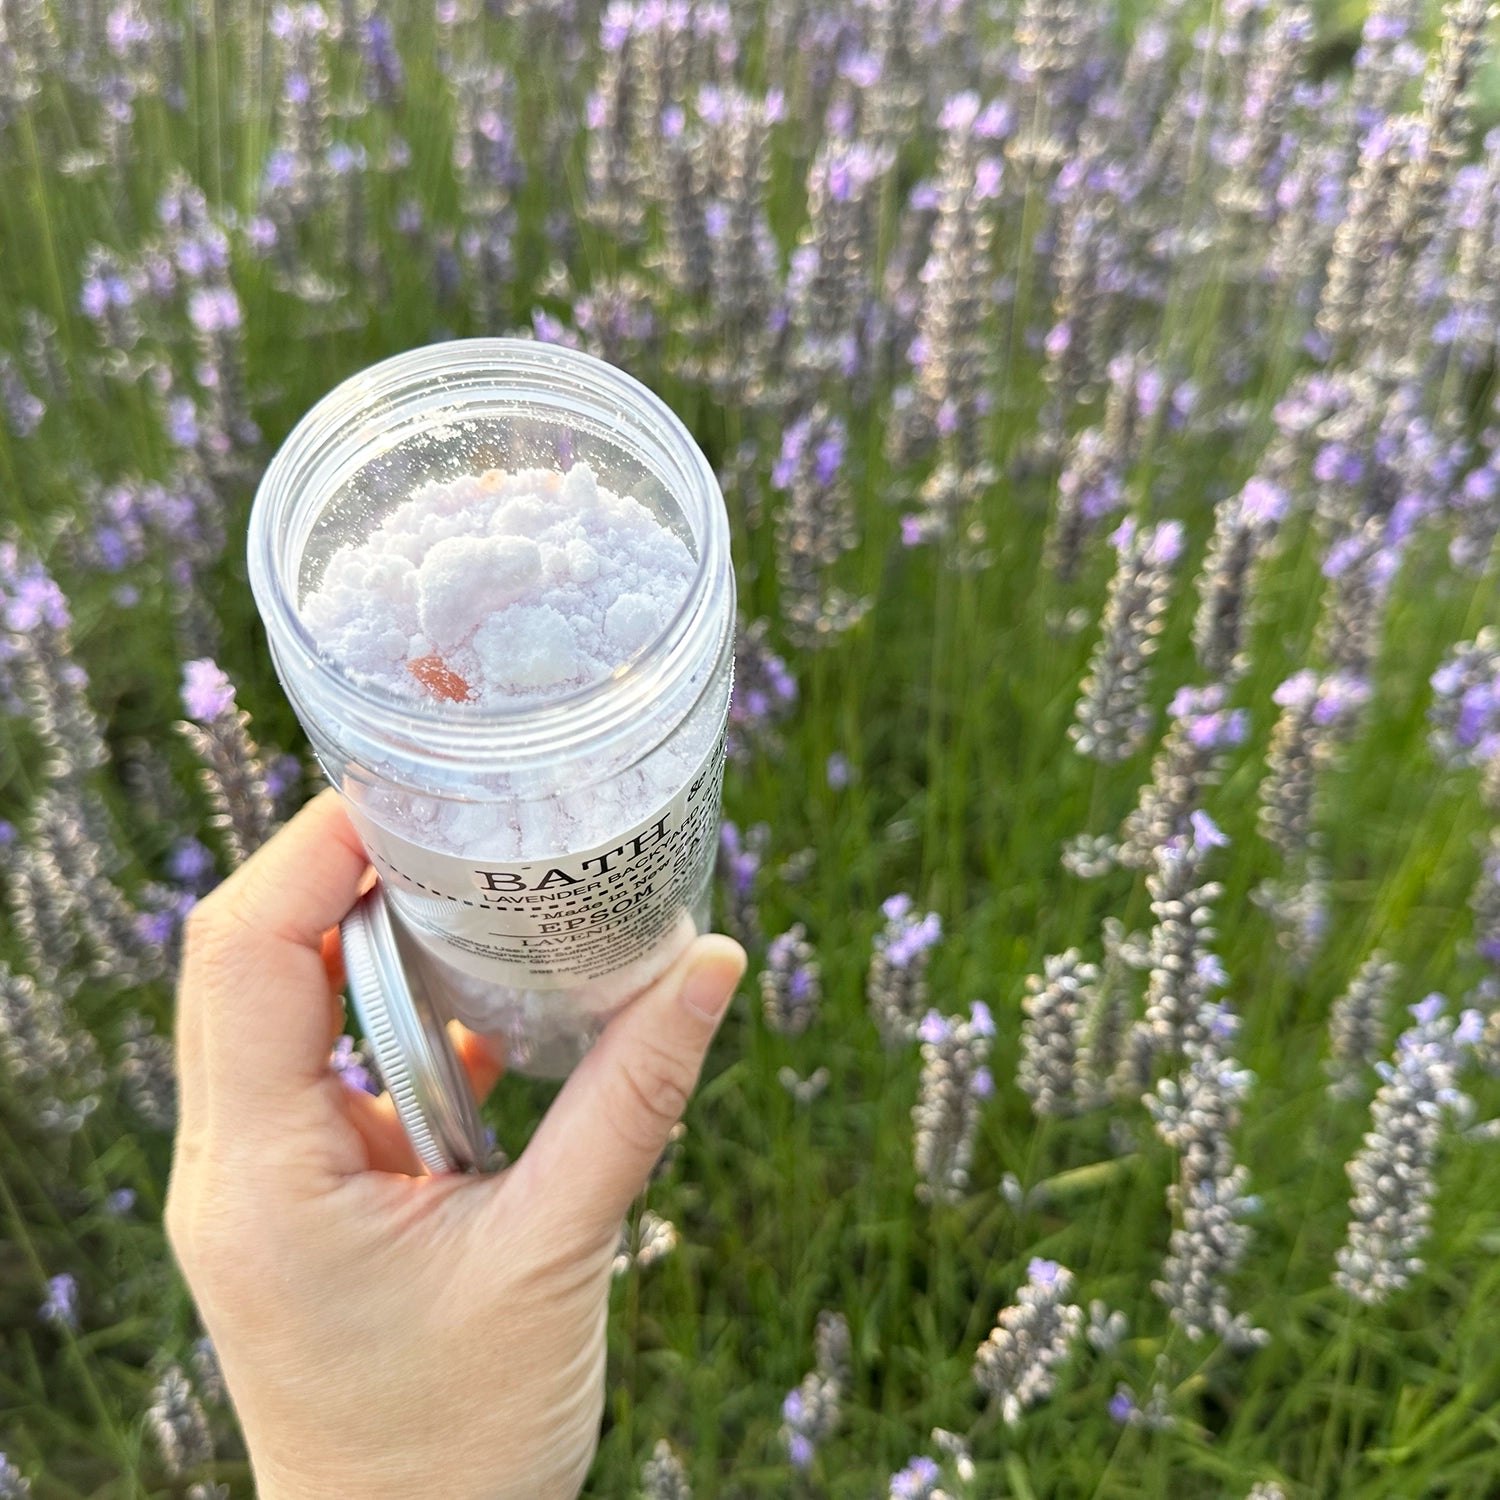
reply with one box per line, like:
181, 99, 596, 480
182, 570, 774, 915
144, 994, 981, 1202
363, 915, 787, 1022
176, 788, 370, 1139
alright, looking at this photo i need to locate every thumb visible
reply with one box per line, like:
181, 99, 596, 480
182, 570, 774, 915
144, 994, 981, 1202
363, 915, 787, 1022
510, 934, 745, 1250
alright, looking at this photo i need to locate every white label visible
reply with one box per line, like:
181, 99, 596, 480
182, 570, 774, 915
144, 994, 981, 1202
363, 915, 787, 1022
346, 731, 727, 990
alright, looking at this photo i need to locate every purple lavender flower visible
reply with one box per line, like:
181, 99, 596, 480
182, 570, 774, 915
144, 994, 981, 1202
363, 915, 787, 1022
1336, 995, 1482, 1302
889, 1456, 941, 1499
1327, 952, 1402, 1100
1019, 949, 1097, 1117
1119, 683, 1248, 868
177, 662, 277, 865
1071, 520, 1185, 763
1258, 669, 1370, 864
717, 820, 765, 947
39, 1273, 78, 1330
973, 1258, 1084, 1425
330, 1035, 378, 1095
1193, 478, 1288, 681
779, 1311, 849, 1472
761, 925, 821, 1036
1429, 630, 1500, 771
180, 659, 235, 722
729, 616, 797, 763
1147, 1031, 1267, 1350
869, 896, 943, 1047
913, 1002, 994, 1202
146, 1364, 213, 1476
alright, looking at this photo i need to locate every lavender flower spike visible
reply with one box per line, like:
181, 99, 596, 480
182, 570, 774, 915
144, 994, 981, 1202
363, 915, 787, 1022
640, 1439, 692, 1500
1326, 952, 1402, 1100
1117, 813, 1229, 1090
760, 925, 822, 1036
913, 1002, 994, 1203
1118, 683, 1249, 869
973, 1258, 1084, 1425
146, 1364, 213, 1477
1146, 1032, 1267, 1350
779, 1311, 850, 1471
1335, 995, 1482, 1303
1192, 477, 1288, 682
1070, 520, 1185, 764
1018, 949, 1097, 1117
1258, 670, 1371, 862
0, 1453, 30, 1498
868, 894, 942, 1047
177, 658, 278, 865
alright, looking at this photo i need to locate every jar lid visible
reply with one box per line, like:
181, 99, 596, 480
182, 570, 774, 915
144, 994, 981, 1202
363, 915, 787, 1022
339, 885, 489, 1174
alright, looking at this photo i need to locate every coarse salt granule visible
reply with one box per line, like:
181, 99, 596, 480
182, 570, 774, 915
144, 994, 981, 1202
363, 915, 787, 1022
301, 461, 697, 707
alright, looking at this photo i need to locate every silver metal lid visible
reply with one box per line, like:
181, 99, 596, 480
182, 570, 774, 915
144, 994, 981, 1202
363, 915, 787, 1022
339, 885, 488, 1175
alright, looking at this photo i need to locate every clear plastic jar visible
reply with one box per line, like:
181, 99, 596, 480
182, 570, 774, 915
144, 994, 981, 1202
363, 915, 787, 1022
248, 339, 735, 1077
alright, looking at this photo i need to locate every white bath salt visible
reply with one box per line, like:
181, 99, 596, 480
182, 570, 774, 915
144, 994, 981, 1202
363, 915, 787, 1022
300, 461, 725, 1073
301, 462, 697, 707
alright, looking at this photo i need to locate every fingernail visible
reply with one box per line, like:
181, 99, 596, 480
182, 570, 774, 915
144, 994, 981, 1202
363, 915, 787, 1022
680, 946, 745, 1021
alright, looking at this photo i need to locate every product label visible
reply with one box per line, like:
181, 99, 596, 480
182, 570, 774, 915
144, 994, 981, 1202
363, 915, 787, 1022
347, 729, 727, 990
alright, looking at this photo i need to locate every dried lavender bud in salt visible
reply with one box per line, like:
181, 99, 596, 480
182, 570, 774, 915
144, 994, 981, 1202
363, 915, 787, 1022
290, 455, 720, 1071
1326, 952, 1402, 1100
913, 1002, 995, 1203
1070, 520, 1184, 764
1018, 950, 1096, 1118
1335, 996, 1482, 1303
973, 1258, 1083, 1425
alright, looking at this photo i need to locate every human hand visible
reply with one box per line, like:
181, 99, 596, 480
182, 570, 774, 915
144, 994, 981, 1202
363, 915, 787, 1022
166, 789, 746, 1500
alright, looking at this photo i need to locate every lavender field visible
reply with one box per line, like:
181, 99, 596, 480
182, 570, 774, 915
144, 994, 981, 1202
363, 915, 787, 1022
4, 0, 1500, 1494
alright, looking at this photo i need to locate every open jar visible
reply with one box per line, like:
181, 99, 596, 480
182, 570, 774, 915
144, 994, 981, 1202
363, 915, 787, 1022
248, 339, 735, 1086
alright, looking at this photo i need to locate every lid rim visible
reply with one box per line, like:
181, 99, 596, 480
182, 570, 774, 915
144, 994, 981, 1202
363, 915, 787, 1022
340, 886, 489, 1175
